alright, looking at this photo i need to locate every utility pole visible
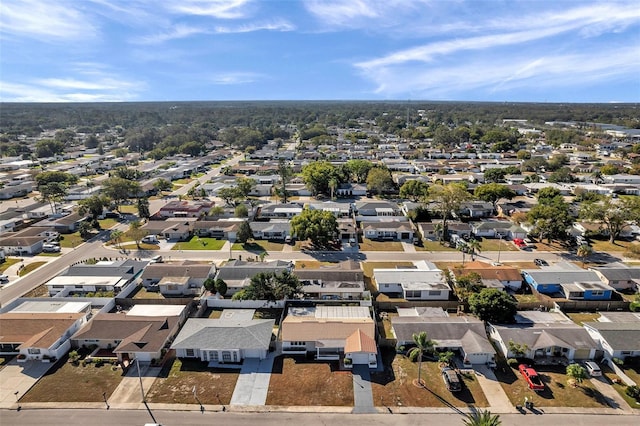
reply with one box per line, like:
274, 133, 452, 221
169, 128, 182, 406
135, 358, 145, 403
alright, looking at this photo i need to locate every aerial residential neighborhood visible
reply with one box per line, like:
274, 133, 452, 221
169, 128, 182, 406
0, 101, 639, 426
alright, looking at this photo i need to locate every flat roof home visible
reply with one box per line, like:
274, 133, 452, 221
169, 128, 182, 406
46, 259, 147, 296
522, 262, 614, 300
280, 305, 377, 368
374, 260, 450, 300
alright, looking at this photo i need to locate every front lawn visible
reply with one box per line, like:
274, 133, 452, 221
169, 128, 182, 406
494, 360, 612, 408
266, 357, 353, 406
18, 261, 47, 276
233, 241, 284, 253
370, 351, 488, 408
146, 358, 239, 405
59, 232, 84, 248
0, 257, 21, 273
601, 364, 640, 409
172, 236, 226, 250
590, 239, 637, 253
97, 218, 119, 229
480, 238, 518, 252
358, 239, 404, 252
416, 241, 457, 252
20, 356, 124, 402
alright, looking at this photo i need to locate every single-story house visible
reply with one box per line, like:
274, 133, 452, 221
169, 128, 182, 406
522, 262, 613, 299
0, 300, 92, 361
307, 201, 352, 218
294, 260, 366, 300
459, 201, 494, 218
391, 312, 496, 365
31, 212, 86, 233
374, 260, 450, 300
583, 312, 640, 361
46, 259, 147, 296
337, 218, 357, 241
159, 200, 214, 218
452, 261, 523, 291
470, 220, 527, 239
256, 203, 303, 219
488, 311, 599, 362
0, 235, 45, 255
280, 306, 377, 368
362, 220, 414, 241
172, 309, 275, 362
417, 221, 472, 241
192, 220, 240, 240
336, 183, 367, 197
71, 308, 184, 363
590, 263, 640, 292
162, 221, 193, 241
250, 220, 291, 241
140, 261, 216, 295
214, 260, 293, 296
355, 201, 401, 217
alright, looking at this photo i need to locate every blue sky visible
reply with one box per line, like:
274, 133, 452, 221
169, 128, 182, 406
1, 0, 639, 103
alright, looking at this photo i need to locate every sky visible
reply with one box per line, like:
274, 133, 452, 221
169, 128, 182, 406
0, 0, 639, 103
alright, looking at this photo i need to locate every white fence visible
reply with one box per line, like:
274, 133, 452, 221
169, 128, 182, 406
205, 298, 285, 309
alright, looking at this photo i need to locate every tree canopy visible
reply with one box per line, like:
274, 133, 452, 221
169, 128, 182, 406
301, 161, 342, 196
400, 180, 429, 202
474, 183, 515, 212
469, 288, 517, 324
366, 167, 395, 195
580, 196, 640, 243
232, 270, 301, 301
427, 183, 471, 237
290, 209, 338, 248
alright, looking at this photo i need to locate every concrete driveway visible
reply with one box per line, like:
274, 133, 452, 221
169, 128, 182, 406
108, 362, 160, 408
0, 359, 54, 409
230, 354, 275, 406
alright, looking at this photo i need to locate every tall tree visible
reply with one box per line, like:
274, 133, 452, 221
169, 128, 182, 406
290, 209, 338, 248
236, 177, 257, 198
78, 194, 111, 220
217, 186, 240, 206
580, 196, 640, 243
474, 184, 515, 213
428, 183, 471, 239
236, 220, 253, 243
128, 220, 147, 249
110, 229, 123, 249
301, 161, 340, 196
102, 177, 141, 211
137, 197, 150, 219
366, 167, 394, 195
528, 195, 574, 243
35, 171, 78, 213
277, 158, 293, 203
467, 239, 482, 261
344, 159, 373, 183
407, 332, 434, 387
469, 289, 517, 324
399, 180, 429, 202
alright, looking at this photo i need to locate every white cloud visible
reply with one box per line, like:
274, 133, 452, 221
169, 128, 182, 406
357, 46, 640, 99
208, 72, 264, 85
214, 20, 295, 33
0, 65, 144, 102
136, 24, 210, 44
167, 0, 253, 19
0, 0, 97, 41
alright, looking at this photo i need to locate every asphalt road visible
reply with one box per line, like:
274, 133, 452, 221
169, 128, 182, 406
2, 409, 638, 426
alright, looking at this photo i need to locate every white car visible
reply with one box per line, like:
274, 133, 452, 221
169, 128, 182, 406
0, 274, 9, 283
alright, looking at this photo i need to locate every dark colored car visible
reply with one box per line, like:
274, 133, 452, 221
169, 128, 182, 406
441, 367, 462, 392
519, 364, 544, 391
534, 258, 548, 267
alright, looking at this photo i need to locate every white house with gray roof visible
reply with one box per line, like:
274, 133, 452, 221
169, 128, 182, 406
214, 260, 293, 296
374, 260, 450, 300
172, 309, 275, 362
583, 312, 640, 361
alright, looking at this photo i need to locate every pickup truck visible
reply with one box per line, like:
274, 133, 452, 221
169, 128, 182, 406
519, 364, 544, 391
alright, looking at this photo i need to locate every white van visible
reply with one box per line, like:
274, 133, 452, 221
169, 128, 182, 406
584, 361, 601, 377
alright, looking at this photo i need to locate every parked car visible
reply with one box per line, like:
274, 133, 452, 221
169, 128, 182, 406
584, 361, 602, 377
534, 258, 548, 267
0, 274, 9, 283
42, 244, 61, 253
150, 255, 163, 264
349, 238, 357, 247
441, 367, 462, 392
142, 235, 160, 244
518, 364, 544, 391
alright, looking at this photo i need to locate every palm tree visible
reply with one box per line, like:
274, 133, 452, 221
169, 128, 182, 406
110, 229, 123, 249
329, 177, 338, 200
467, 238, 482, 261
434, 223, 444, 245
462, 409, 502, 426
577, 244, 593, 266
407, 331, 434, 387
590, 170, 603, 185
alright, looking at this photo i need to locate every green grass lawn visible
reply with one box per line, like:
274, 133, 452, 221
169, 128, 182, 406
566, 313, 602, 326
37, 252, 62, 257
119, 242, 159, 251
172, 236, 226, 250
118, 205, 138, 214
590, 239, 637, 253
18, 261, 47, 276
417, 241, 457, 251
59, 232, 84, 248
0, 257, 21, 273
480, 238, 518, 252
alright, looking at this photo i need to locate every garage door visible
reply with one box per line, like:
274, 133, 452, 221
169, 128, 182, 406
573, 349, 591, 360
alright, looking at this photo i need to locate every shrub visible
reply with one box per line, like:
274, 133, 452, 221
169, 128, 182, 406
613, 357, 624, 366
507, 358, 518, 367
94, 358, 104, 367
625, 385, 640, 402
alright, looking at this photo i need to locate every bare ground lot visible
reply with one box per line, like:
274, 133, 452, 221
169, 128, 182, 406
370, 350, 488, 408
20, 356, 123, 402
266, 356, 354, 406
146, 358, 239, 405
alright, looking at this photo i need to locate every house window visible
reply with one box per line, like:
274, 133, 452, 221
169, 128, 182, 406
384, 284, 389, 288
186, 349, 195, 357
289, 341, 305, 346
28, 348, 41, 354
428, 290, 441, 296
591, 291, 604, 296
405, 290, 421, 298
210, 351, 219, 361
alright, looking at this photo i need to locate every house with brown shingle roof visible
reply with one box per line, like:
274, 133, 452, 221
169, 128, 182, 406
71, 312, 182, 363
0, 306, 91, 361
280, 306, 377, 367
452, 261, 523, 291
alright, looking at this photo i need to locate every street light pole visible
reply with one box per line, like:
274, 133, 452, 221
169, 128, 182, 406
497, 234, 503, 264
135, 358, 146, 403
